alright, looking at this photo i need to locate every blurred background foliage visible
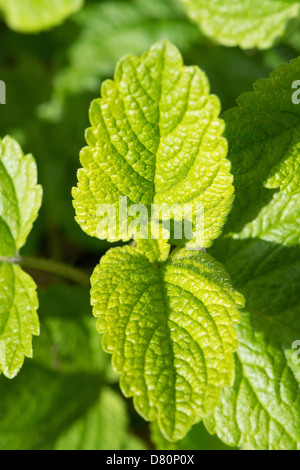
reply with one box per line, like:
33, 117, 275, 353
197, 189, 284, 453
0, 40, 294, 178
0, 0, 300, 450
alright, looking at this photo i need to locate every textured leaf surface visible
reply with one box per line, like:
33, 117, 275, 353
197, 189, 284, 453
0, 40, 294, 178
91, 246, 244, 441
73, 40, 234, 248
0, 0, 83, 33
0, 136, 42, 256
206, 191, 300, 449
224, 58, 300, 195
0, 136, 42, 378
0, 263, 39, 378
180, 0, 300, 49
0, 285, 146, 450
136, 237, 170, 263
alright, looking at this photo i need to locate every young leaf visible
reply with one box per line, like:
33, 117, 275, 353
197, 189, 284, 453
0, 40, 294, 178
91, 246, 244, 441
73, 39, 234, 249
136, 237, 170, 263
223, 57, 300, 195
228, 190, 300, 245
206, 191, 300, 450
180, 0, 300, 49
0, 0, 83, 33
0, 136, 42, 378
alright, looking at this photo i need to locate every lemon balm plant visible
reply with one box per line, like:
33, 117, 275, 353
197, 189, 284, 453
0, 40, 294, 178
1, 0, 300, 451
72, 40, 300, 448
72, 40, 245, 442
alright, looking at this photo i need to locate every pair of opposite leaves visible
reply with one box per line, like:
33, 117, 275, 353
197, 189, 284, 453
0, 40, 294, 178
72, 39, 300, 442
1, 40, 300, 444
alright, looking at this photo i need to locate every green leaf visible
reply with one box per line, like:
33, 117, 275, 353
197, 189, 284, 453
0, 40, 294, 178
91, 246, 244, 441
136, 237, 171, 263
0, 0, 84, 33
0, 136, 42, 378
0, 263, 39, 378
222, 187, 276, 236
0, 285, 144, 450
73, 39, 234, 248
0, 136, 42, 255
180, 0, 300, 49
224, 57, 300, 195
206, 191, 300, 450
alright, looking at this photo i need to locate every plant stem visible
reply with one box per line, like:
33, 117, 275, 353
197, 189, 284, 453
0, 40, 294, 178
0, 256, 90, 287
